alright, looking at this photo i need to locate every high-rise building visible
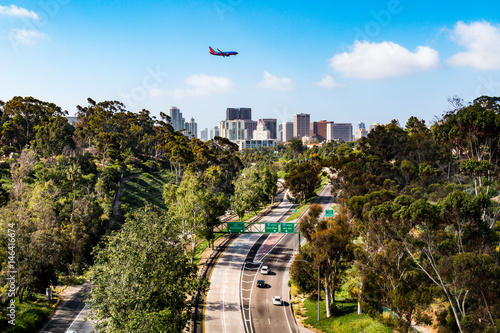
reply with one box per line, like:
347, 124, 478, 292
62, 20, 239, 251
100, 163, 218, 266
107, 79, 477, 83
317, 120, 333, 142
355, 121, 368, 140
253, 119, 271, 140
293, 113, 310, 138
281, 121, 293, 142
310, 122, 318, 140
184, 117, 197, 139
226, 108, 252, 120
210, 126, 219, 139
327, 123, 353, 142
200, 128, 208, 141
169, 106, 185, 132
219, 120, 250, 141
260, 118, 277, 139
369, 123, 379, 132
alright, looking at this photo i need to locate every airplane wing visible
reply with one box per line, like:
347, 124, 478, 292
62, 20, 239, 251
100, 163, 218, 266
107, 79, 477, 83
217, 48, 227, 57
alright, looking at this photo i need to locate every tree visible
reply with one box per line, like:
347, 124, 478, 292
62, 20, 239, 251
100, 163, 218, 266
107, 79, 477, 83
298, 204, 323, 242
363, 192, 499, 332
34, 115, 75, 157
89, 207, 208, 332
358, 120, 407, 163
433, 96, 500, 195
231, 168, 262, 219
285, 161, 321, 204
294, 212, 354, 318
310, 214, 354, 317
1, 96, 67, 152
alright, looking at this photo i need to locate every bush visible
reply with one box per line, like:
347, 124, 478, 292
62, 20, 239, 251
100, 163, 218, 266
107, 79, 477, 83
11, 306, 51, 333
415, 311, 432, 326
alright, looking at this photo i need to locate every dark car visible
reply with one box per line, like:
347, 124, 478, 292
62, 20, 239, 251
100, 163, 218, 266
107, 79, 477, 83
256, 280, 265, 288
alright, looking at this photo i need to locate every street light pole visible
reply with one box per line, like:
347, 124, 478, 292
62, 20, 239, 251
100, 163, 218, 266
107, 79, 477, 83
294, 259, 320, 321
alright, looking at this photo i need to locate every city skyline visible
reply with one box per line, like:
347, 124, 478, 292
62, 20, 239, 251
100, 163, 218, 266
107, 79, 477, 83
2, 1, 500, 131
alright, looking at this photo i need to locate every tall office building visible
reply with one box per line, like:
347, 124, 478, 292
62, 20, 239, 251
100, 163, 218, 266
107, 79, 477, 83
326, 123, 353, 142
260, 118, 277, 139
200, 128, 208, 141
293, 113, 310, 138
245, 120, 257, 139
184, 117, 197, 139
355, 121, 368, 140
226, 108, 252, 120
210, 126, 219, 139
169, 106, 185, 132
281, 121, 293, 142
310, 122, 318, 140
219, 120, 249, 141
317, 120, 333, 142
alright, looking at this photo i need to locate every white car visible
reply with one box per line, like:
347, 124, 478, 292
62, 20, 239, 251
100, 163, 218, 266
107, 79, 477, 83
272, 296, 282, 306
260, 265, 269, 275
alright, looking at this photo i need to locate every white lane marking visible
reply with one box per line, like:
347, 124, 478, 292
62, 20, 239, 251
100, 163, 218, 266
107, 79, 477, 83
67, 305, 87, 331
222, 270, 227, 333
283, 246, 294, 333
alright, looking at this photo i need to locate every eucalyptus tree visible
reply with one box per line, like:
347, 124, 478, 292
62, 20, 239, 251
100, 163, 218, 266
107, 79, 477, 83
89, 207, 208, 332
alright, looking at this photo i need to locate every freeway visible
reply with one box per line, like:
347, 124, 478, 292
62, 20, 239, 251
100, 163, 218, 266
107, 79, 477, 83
249, 184, 332, 333
249, 234, 299, 333
203, 184, 333, 333
204, 233, 263, 332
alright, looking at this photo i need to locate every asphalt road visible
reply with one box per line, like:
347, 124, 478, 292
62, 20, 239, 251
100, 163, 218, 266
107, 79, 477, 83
251, 234, 299, 333
249, 184, 333, 333
39, 283, 91, 333
204, 233, 262, 333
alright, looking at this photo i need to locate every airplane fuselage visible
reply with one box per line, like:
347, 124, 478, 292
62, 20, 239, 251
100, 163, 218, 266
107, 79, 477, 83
209, 46, 238, 57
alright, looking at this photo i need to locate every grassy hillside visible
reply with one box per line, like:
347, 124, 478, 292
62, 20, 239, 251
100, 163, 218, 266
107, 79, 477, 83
119, 171, 175, 215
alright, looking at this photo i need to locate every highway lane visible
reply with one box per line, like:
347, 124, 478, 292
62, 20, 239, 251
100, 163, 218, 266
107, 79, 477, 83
251, 234, 299, 333
203, 185, 332, 333
204, 233, 262, 333
250, 184, 333, 333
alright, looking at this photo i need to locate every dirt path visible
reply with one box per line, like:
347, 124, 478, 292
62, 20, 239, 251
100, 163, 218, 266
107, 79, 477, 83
108, 174, 138, 228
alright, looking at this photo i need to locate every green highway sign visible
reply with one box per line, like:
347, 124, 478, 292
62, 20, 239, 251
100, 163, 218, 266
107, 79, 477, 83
227, 222, 245, 233
280, 223, 295, 233
265, 223, 279, 233
325, 209, 334, 217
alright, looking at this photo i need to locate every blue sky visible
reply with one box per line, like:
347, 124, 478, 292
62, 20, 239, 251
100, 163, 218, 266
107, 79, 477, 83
2, 1, 500, 135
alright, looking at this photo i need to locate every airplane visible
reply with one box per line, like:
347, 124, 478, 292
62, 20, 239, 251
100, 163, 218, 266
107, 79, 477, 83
209, 46, 238, 57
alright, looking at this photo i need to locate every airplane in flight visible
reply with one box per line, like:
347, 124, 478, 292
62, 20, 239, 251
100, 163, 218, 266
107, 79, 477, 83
209, 46, 238, 57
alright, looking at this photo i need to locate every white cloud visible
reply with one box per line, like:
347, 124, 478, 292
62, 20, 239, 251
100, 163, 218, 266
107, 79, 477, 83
329, 41, 440, 80
313, 75, 345, 89
256, 71, 297, 91
448, 21, 500, 70
0, 5, 39, 19
9, 29, 47, 46
166, 74, 234, 99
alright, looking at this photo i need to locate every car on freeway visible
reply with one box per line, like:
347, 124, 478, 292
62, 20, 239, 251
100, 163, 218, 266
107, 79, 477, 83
256, 280, 265, 288
272, 296, 282, 305
260, 265, 269, 275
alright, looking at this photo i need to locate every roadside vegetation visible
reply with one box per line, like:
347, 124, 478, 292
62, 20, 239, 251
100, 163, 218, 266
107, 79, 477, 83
289, 96, 500, 333
0, 95, 499, 332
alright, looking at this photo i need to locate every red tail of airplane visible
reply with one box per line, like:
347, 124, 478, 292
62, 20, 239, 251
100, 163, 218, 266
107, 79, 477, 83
209, 46, 217, 55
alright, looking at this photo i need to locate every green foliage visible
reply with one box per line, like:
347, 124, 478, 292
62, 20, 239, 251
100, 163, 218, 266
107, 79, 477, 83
89, 206, 208, 332
285, 161, 321, 204
301, 298, 393, 333
120, 171, 173, 214
0, 301, 54, 333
